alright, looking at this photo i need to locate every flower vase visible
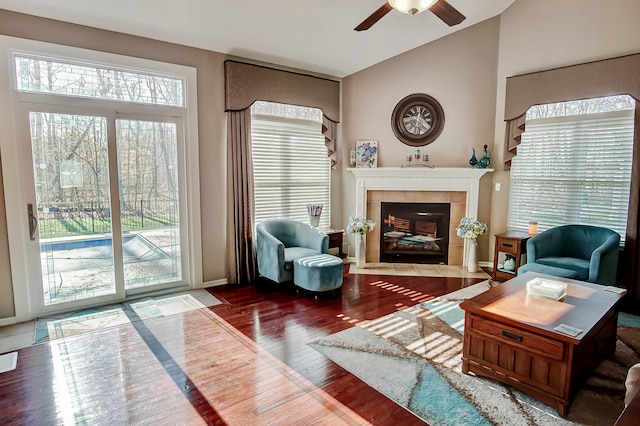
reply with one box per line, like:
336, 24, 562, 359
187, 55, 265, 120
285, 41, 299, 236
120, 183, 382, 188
309, 215, 320, 227
467, 240, 479, 273
355, 234, 366, 268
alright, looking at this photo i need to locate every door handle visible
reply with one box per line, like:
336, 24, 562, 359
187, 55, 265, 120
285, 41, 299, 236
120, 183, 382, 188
27, 203, 38, 241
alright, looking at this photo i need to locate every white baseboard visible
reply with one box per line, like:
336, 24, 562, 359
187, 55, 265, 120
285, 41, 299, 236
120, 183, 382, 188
0, 316, 18, 327
202, 278, 228, 288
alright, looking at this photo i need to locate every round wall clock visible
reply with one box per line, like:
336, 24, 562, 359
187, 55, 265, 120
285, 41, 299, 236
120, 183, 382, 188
391, 93, 445, 147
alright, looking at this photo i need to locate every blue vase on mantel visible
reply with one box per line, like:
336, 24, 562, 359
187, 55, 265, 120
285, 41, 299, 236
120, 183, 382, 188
469, 148, 478, 167
477, 145, 491, 169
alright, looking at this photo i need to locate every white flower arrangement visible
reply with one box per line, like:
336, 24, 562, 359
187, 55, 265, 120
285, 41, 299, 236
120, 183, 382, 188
347, 215, 376, 235
455, 217, 488, 242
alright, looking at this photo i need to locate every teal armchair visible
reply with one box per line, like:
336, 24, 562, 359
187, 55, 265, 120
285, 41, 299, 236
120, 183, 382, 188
256, 219, 328, 283
520, 224, 620, 285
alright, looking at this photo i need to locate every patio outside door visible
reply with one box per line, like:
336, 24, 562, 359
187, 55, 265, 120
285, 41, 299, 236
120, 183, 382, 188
28, 110, 184, 311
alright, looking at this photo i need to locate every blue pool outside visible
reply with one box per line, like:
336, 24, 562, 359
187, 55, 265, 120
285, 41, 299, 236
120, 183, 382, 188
41, 235, 135, 252
40, 229, 180, 304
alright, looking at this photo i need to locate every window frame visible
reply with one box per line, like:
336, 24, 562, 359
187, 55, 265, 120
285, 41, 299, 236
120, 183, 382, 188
0, 36, 202, 321
250, 101, 331, 228
508, 99, 634, 242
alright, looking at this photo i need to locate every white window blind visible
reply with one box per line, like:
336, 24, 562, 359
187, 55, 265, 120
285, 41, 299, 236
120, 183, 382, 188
251, 102, 330, 227
508, 109, 634, 243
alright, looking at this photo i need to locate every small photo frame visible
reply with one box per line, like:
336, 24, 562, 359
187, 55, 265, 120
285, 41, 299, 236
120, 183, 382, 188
355, 140, 378, 168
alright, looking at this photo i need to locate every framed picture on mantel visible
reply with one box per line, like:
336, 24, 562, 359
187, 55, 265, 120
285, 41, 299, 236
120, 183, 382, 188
355, 140, 378, 168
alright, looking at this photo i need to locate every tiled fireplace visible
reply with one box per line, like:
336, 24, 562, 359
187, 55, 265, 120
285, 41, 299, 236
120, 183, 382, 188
379, 200, 452, 265
348, 167, 492, 266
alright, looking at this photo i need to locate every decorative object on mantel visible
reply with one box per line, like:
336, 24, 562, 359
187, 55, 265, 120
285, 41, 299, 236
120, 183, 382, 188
391, 93, 445, 147
349, 150, 357, 168
401, 148, 434, 168
476, 145, 491, 169
307, 204, 323, 227
468, 148, 478, 167
455, 217, 488, 273
355, 140, 378, 168
347, 215, 376, 268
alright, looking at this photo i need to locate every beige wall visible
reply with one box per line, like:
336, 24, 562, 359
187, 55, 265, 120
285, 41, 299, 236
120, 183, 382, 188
2, 0, 640, 318
341, 18, 501, 261
0, 9, 227, 319
490, 0, 640, 254
342, 0, 640, 263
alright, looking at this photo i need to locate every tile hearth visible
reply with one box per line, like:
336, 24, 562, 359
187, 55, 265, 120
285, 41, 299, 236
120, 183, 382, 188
349, 263, 490, 279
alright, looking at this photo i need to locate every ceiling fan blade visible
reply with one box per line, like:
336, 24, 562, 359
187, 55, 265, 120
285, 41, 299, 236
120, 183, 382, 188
430, 0, 466, 26
355, 3, 394, 31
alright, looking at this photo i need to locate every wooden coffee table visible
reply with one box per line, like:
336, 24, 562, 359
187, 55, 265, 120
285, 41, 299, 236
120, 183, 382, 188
460, 272, 625, 416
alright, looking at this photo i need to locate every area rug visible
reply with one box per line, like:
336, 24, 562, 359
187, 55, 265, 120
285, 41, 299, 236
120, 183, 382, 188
34, 289, 222, 344
309, 284, 640, 425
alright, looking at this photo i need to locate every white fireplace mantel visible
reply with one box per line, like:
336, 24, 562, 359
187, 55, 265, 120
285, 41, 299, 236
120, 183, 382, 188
348, 167, 493, 218
347, 167, 493, 265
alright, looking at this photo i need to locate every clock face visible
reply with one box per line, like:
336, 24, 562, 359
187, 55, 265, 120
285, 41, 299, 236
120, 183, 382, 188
391, 94, 444, 147
403, 105, 432, 135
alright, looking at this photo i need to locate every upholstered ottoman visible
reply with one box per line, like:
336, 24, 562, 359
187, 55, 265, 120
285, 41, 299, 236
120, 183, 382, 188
293, 254, 343, 293
517, 263, 580, 279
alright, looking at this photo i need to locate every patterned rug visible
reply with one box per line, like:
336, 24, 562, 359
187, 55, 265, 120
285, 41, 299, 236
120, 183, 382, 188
309, 282, 640, 425
34, 290, 223, 344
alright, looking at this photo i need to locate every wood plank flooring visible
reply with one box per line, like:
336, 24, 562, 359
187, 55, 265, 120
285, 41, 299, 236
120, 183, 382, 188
0, 267, 484, 425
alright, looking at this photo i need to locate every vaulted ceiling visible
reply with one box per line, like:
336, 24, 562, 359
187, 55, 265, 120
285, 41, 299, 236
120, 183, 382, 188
0, 0, 516, 77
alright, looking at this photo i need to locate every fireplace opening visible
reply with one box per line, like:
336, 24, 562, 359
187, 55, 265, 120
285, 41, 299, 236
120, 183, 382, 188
380, 202, 450, 264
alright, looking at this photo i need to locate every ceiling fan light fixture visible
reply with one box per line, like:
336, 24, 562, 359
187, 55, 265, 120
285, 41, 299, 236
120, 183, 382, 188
388, 0, 438, 15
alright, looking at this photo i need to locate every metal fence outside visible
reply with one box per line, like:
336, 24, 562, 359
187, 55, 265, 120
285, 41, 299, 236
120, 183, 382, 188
38, 199, 179, 238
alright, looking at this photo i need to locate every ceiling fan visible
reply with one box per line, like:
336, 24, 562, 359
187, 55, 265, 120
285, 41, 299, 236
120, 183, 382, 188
355, 0, 466, 31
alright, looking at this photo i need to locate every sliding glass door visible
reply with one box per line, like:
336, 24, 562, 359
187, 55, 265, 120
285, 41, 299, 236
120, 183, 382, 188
26, 110, 185, 311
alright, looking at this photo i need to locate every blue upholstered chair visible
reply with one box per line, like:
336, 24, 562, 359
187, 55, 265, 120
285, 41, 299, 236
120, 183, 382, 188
256, 219, 328, 283
518, 224, 620, 285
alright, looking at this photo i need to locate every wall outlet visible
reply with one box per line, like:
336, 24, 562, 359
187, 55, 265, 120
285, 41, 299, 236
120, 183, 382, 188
495, 183, 501, 191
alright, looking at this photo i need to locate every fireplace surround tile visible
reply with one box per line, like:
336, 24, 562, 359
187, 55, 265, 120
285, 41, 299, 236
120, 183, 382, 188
349, 167, 493, 267
369, 190, 461, 264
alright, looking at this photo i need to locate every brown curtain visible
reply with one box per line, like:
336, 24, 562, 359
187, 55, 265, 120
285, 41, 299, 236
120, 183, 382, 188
503, 114, 526, 171
224, 60, 340, 283
502, 52, 640, 310
322, 115, 338, 169
625, 105, 640, 311
226, 109, 257, 284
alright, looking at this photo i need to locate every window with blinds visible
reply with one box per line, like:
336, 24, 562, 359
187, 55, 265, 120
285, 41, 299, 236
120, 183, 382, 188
251, 101, 330, 227
508, 96, 635, 243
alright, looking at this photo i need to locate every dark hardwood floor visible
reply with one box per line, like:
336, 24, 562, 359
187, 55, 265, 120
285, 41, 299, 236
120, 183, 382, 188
209, 267, 485, 425
0, 267, 485, 425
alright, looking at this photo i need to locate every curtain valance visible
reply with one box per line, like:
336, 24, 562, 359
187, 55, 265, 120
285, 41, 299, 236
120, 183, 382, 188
503, 53, 640, 170
224, 60, 340, 123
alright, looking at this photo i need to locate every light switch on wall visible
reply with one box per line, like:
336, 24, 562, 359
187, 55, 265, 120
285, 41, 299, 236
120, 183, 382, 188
495, 183, 501, 191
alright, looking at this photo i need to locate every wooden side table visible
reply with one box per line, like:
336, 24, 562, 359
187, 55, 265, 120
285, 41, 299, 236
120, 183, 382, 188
492, 231, 530, 281
320, 228, 345, 258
